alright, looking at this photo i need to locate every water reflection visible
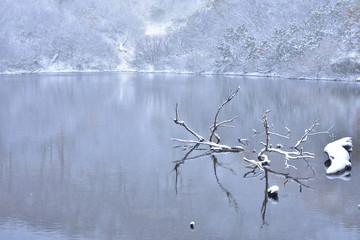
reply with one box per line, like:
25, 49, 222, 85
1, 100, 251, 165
0, 72, 360, 239
211, 155, 239, 211
174, 143, 317, 227
171, 89, 331, 229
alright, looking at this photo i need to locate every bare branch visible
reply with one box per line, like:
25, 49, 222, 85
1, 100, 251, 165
261, 110, 271, 152
285, 127, 291, 135
209, 85, 241, 142
256, 110, 316, 169
268, 131, 290, 139
292, 120, 320, 150
213, 132, 221, 144
209, 116, 238, 143
213, 116, 238, 129
307, 125, 333, 137
172, 103, 205, 142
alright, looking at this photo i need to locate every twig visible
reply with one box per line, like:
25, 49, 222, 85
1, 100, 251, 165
209, 85, 241, 142
262, 110, 271, 152
210, 116, 238, 143
238, 138, 248, 146
268, 131, 289, 139
292, 120, 320, 150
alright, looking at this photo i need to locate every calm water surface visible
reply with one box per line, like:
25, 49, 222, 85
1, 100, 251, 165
0, 72, 359, 239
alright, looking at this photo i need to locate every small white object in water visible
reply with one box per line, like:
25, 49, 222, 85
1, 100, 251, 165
267, 185, 279, 200
324, 137, 352, 175
190, 221, 195, 230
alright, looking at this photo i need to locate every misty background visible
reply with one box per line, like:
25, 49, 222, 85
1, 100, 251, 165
1, 0, 359, 79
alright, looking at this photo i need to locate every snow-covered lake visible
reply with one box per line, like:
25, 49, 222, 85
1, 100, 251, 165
0, 72, 359, 239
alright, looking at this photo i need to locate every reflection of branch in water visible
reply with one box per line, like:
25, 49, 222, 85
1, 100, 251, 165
211, 155, 239, 211
172, 143, 239, 211
243, 164, 270, 226
267, 168, 314, 192
173, 143, 200, 194
261, 168, 269, 227
244, 163, 314, 226
244, 163, 314, 191
173, 144, 234, 194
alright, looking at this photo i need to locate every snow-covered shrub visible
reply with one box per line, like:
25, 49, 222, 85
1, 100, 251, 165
133, 36, 174, 70
215, 0, 356, 78
216, 25, 257, 72
347, 0, 360, 54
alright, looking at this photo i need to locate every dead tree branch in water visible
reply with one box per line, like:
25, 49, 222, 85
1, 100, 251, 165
173, 103, 205, 142
249, 110, 329, 170
209, 85, 241, 143
171, 85, 244, 153
292, 120, 332, 151
171, 86, 331, 221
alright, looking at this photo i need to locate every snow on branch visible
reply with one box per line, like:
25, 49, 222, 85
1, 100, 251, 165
247, 110, 329, 170
172, 103, 205, 142
171, 88, 332, 220
171, 138, 244, 152
172, 85, 244, 153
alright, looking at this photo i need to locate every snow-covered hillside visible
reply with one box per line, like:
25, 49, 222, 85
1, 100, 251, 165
1, 0, 359, 79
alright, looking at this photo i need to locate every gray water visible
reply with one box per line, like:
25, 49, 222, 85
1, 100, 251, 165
0, 72, 359, 239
